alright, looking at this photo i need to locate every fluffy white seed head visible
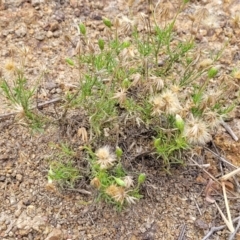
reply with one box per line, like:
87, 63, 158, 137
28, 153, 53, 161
150, 89, 182, 115
183, 117, 212, 145
95, 146, 116, 169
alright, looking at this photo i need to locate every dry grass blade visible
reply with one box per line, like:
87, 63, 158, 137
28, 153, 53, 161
215, 201, 234, 233
220, 121, 239, 141
204, 179, 216, 203
77, 127, 88, 143
177, 223, 186, 240
191, 156, 236, 233
204, 147, 237, 169
222, 182, 234, 232
202, 216, 240, 240
66, 188, 91, 195
229, 217, 240, 240
0, 97, 62, 119
190, 157, 220, 184
190, 156, 238, 198
220, 168, 240, 181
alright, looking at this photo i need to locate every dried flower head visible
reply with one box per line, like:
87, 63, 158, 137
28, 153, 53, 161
170, 84, 181, 93
183, 117, 212, 145
130, 73, 142, 87
114, 16, 121, 28
19, 46, 30, 58
200, 90, 222, 110
125, 195, 138, 204
194, 7, 209, 25
13, 103, 26, 121
77, 127, 88, 142
90, 177, 101, 189
95, 146, 116, 169
3, 59, 17, 79
147, 76, 164, 93
105, 184, 137, 205
203, 110, 222, 130
120, 45, 136, 61
112, 88, 127, 106
119, 15, 135, 33
105, 185, 125, 204
231, 13, 240, 28
150, 89, 182, 115
180, 99, 194, 118
150, 95, 162, 115
201, 14, 220, 29
123, 176, 134, 188
128, 0, 135, 7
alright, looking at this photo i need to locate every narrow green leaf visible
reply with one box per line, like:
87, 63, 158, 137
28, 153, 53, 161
66, 58, 74, 66
138, 173, 146, 185
98, 39, 105, 51
79, 23, 86, 35
114, 177, 126, 187
103, 17, 112, 28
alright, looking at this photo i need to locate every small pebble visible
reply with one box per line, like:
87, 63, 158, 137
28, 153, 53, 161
16, 174, 23, 182
35, 31, 46, 41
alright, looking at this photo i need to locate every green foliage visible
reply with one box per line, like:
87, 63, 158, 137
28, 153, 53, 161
98, 39, 105, 51
84, 146, 145, 209
0, 69, 44, 131
208, 67, 218, 78
66, 58, 75, 66
79, 23, 87, 35
137, 173, 146, 185
154, 127, 189, 172
48, 161, 80, 188
103, 17, 112, 28
47, 143, 81, 188
61, 7, 235, 176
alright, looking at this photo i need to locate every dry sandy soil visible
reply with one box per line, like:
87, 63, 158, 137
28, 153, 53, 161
0, 0, 240, 239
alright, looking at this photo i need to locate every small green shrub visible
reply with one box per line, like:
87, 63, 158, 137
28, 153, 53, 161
48, 161, 80, 188
0, 60, 44, 131
62, 1, 236, 172
84, 145, 145, 210
47, 143, 81, 188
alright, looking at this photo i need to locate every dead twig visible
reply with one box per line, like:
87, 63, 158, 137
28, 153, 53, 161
177, 223, 186, 240
221, 121, 239, 141
212, 141, 224, 175
189, 157, 238, 198
204, 147, 237, 169
192, 194, 202, 215
220, 168, 240, 182
190, 157, 221, 185
202, 216, 240, 240
35, 97, 62, 108
0, 97, 62, 119
4, 220, 16, 236
233, 175, 240, 193
191, 156, 239, 234
229, 217, 240, 240
66, 188, 92, 195
221, 182, 234, 232
88, 213, 95, 225
187, 163, 210, 168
